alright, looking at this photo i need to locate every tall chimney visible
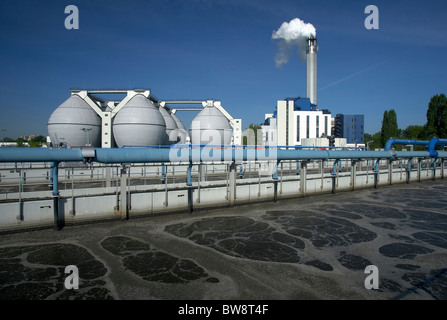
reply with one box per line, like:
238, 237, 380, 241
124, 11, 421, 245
306, 37, 317, 106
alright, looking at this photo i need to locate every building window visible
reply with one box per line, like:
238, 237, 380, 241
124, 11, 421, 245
316, 115, 319, 138
296, 115, 300, 142
306, 115, 310, 139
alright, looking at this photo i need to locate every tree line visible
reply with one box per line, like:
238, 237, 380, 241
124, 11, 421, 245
365, 93, 447, 150
2, 135, 47, 147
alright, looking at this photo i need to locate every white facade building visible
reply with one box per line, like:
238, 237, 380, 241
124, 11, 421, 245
262, 99, 333, 147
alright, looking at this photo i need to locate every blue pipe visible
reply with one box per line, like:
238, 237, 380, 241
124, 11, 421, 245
186, 162, 192, 186
50, 161, 63, 230
332, 159, 339, 176
374, 159, 381, 173
273, 160, 281, 180
161, 162, 166, 180
427, 138, 447, 158
1, 147, 447, 164
384, 139, 429, 151
51, 163, 59, 197
0, 148, 83, 162
407, 157, 413, 172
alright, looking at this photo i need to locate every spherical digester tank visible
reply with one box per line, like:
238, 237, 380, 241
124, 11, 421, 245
159, 106, 178, 145
189, 106, 233, 145
171, 112, 187, 131
171, 112, 189, 144
112, 94, 166, 147
47, 95, 101, 148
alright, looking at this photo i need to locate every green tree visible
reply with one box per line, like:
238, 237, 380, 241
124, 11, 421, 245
380, 109, 398, 147
29, 135, 47, 147
402, 125, 425, 140
425, 93, 447, 138
16, 138, 25, 147
364, 132, 382, 149
30, 135, 46, 143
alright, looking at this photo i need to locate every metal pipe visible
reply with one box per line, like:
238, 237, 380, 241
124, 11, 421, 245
406, 157, 413, 184
1, 147, 447, 164
427, 138, 447, 158
51, 162, 63, 230
186, 162, 192, 186
384, 138, 429, 151
0, 148, 83, 162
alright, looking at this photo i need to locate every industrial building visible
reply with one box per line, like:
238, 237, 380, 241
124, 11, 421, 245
262, 97, 333, 147
262, 37, 337, 148
334, 114, 365, 147
260, 37, 363, 149
47, 89, 242, 149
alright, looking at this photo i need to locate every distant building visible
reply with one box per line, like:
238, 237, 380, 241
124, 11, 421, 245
334, 114, 364, 146
261, 97, 333, 147
19, 135, 39, 142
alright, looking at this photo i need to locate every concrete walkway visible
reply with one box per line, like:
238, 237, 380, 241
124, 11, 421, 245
0, 180, 446, 300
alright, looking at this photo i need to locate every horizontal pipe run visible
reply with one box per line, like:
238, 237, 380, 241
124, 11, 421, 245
0, 148, 83, 163
384, 139, 429, 151
1, 147, 447, 164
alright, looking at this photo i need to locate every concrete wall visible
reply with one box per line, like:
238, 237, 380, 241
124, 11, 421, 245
0, 160, 445, 232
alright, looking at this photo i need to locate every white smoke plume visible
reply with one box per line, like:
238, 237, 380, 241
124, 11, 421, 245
272, 18, 316, 68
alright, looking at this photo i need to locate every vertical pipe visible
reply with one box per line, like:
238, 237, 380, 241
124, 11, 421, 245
418, 159, 422, 182
331, 176, 336, 194
51, 162, 63, 230
432, 159, 436, 181
120, 165, 128, 220
320, 160, 324, 190
71, 167, 75, 215
388, 160, 393, 185
188, 187, 193, 214
164, 169, 168, 207
442, 159, 445, 179
273, 160, 280, 181
197, 163, 201, 204
406, 158, 412, 184
280, 161, 283, 195
366, 160, 369, 185
18, 169, 23, 221
258, 162, 261, 197
331, 159, 338, 194
273, 160, 280, 202
187, 162, 193, 214
351, 160, 356, 191
161, 162, 166, 182
300, 161, 307, 196
373, 159, 380, 189
127, 165, 131, 218
187, 162, 192, 186
229, 162, 236, 205
273, 180, 278, 203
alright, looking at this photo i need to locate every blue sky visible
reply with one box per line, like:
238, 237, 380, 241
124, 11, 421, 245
0, 0, 446, 139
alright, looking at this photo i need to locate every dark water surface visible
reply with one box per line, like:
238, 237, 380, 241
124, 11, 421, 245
1, 180, 446, 300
